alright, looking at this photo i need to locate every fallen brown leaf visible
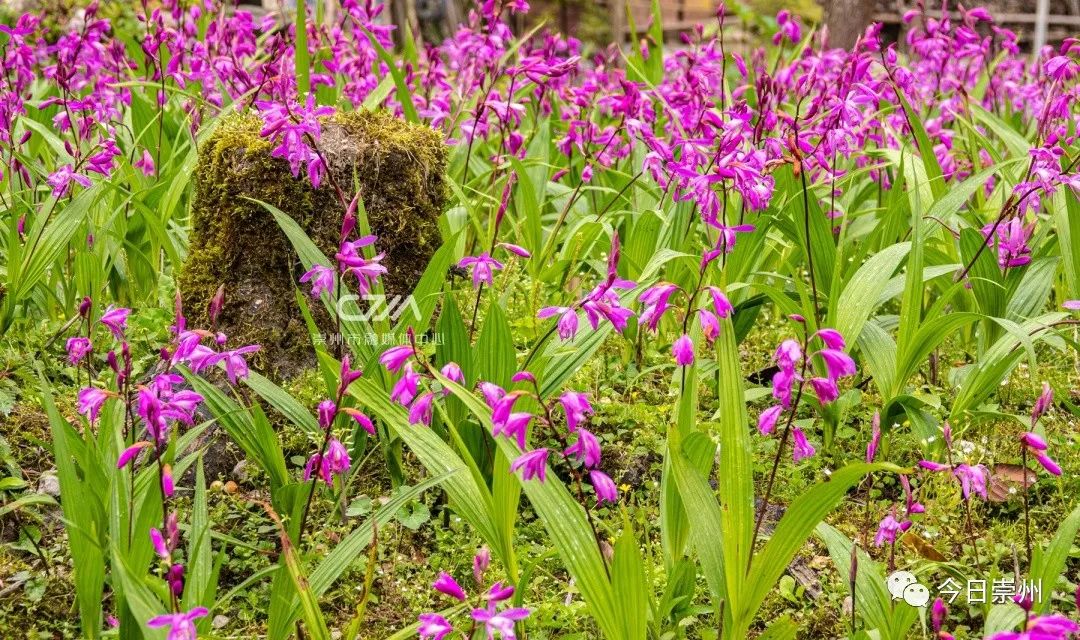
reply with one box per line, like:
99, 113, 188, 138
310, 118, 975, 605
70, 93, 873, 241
900, 531, 947, 562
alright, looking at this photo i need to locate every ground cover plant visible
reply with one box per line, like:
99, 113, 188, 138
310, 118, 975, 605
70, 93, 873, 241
0, 0, 1079, 638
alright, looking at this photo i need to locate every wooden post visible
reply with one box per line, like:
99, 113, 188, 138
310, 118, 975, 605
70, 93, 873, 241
1033, 0, 1050, 53
823, 0, 877, 49
610, 0, 626, 44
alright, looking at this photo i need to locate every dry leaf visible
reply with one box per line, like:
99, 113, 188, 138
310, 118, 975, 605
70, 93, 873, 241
900, 531, 947, 562
987, 464, 1036, 503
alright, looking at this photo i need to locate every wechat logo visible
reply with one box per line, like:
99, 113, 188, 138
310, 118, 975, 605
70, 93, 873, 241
887, 571, 930, 607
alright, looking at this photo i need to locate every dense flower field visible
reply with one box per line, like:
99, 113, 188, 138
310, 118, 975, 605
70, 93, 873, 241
1, 0, 1079, 638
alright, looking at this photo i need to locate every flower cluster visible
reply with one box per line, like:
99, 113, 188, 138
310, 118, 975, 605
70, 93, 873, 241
418, 548, 530, 640
538, 235, 636, 342
919, 423, 990, 501
756, 325, 856, 462
303, 356, 373, 487
478, 372, 618, 506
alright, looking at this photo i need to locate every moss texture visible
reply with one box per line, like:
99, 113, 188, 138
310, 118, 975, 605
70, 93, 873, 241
178, 110, 447, 378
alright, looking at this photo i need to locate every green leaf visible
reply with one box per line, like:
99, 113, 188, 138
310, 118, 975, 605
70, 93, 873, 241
270, 473, 450, 638
359, 28, 419, 122
295, 1, 310, 96
183, 457, 215, 619
435, 372, 624, 640
669, 433, 729, 629
834, 243, 910, 374
891, 92, 945, 199
1053, 188, 1080, 299
816, 523, 917, 640
952, 313, 1067, 417
741, 463, 896, 631
38, 369, 105, 637
185, 371, 290, 491
612, 513, 649, 640
1032, 503, 1080, 615
112, 549, 167, 640
713, 320, 754, 600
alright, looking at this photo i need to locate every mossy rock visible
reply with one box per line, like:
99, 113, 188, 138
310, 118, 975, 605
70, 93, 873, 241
178, 110, 447, 378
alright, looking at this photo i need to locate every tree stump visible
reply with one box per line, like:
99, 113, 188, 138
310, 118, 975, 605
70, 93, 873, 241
178, 111, 446, 378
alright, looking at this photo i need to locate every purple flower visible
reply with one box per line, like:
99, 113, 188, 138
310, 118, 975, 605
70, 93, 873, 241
989, 614, 1079, 639
458, 253, 505, 289
491, 391, 523, 427
814, 328, 846, 350
758, 406, 782, 435
638, 283, 680, 331
590, 470, 618, 504
78, 387, 109, 422
336, 237, 387, 294
390, 363, 420, 406
117, 442, 150, 469
133, 149, 155, 176
345, 256, 388, 293
559, 391, 592, 432
161, 464, 175, 498
380, 345, 417, 373
1064, 300, 1080, 311
300, 264, 335, 297
493, 412, 532, 449
212, 345, 260, 384
497, 242, 532, 258
47, 164, 92, 197
485, 581, 515, 603
417, 613, 454, 640
707, 286, 733, 318
409, 392, 435, 426
146, 607, 208, 640
792, 427, 815, 462
983, 218, 1032, 270
67, 336, 92, 365
1022, 432, 1062, 476
304, 438, 351, 486
473, 547, 491, 584
150, 527, 171, 561
342, 408, 375, 435
954, 463, 989, 501
775, 339, 802, 370
480, 382, 506, 408
772, 10, 802, 45
564, 428, 601, 468
510, 448, 549, 482
672, 334, 695, 366
809, 377, 840, 404
1031, 381, 1053, 427
900, 474, 925, 514
816, 349, 857, 380
470, 604, 531, 640
931, 598, 947, 633
255, 96, 335, 188
873, 511, 910, 546
510, 371, 535, 384
99, 306, 130, 341
339, 355, 364, 393
433, 571, 467, 601
440, 362, 465, 389
538, 306, 579, 340
317, 400, 337, 430
866, 412, 881, 463
698, 309, 720, 343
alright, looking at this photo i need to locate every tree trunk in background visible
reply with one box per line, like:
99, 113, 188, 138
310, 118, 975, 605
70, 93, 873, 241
823, 0, 877, 50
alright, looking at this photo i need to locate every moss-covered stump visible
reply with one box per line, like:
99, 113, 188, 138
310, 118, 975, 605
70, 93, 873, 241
179, 110, 447, 378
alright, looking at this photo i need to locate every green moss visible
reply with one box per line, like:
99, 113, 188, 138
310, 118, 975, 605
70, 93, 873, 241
178, 110, 447, 378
